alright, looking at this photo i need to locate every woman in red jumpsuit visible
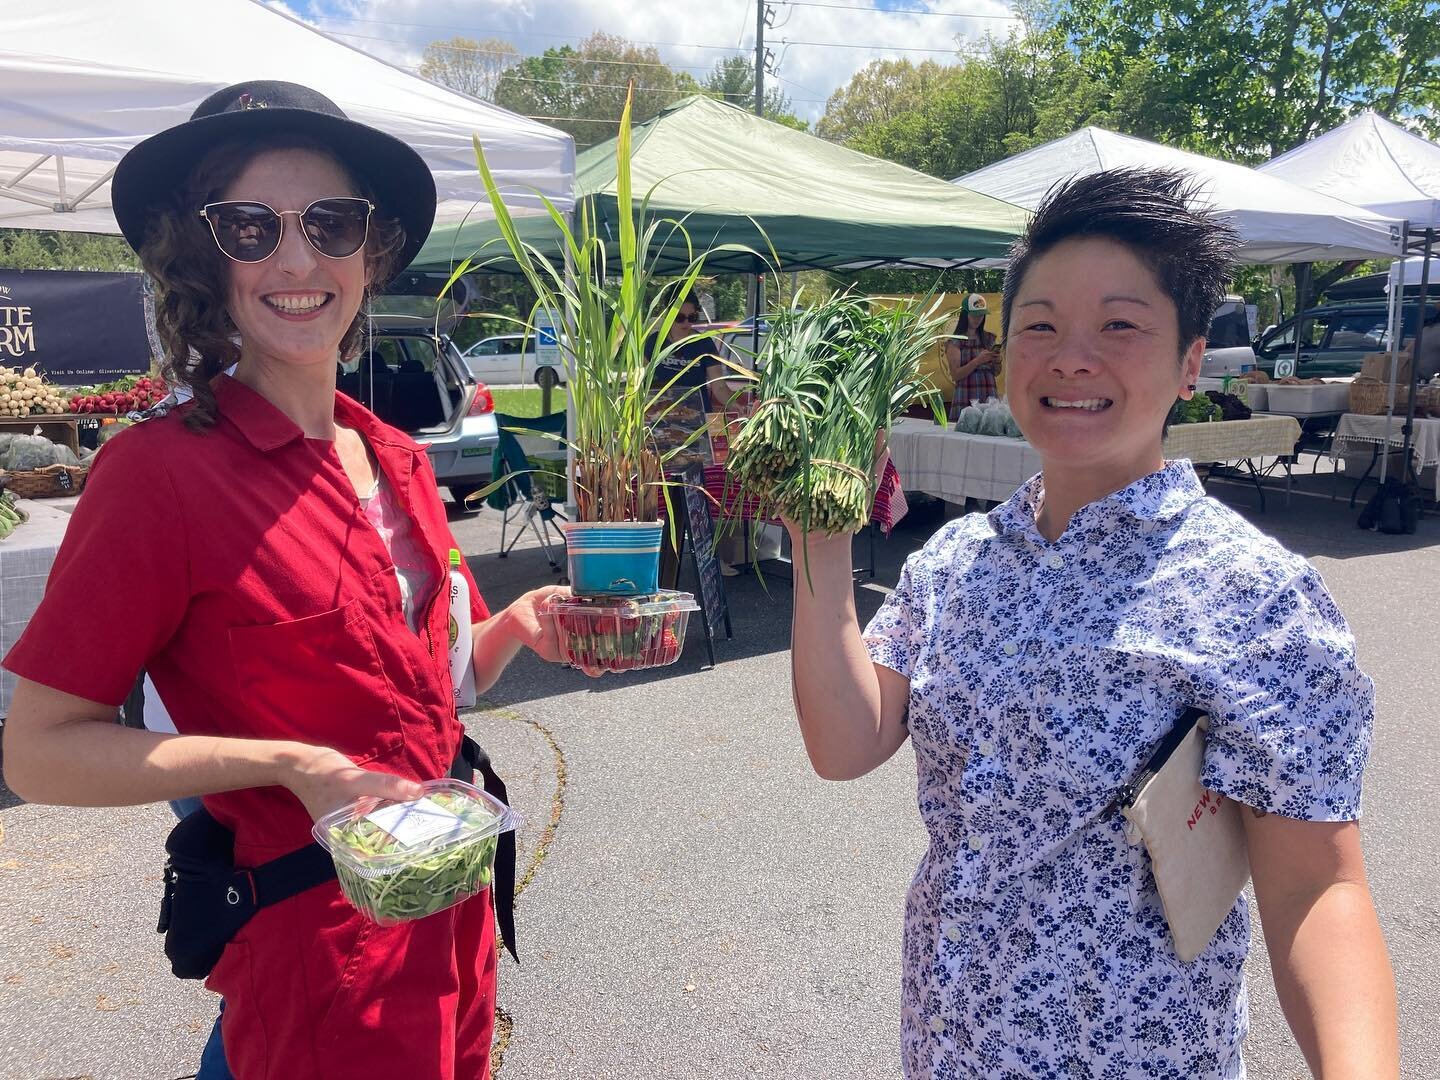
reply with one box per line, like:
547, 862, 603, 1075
1, 81, 567, 1079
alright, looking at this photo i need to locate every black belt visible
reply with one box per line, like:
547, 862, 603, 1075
157, 734, 518, 980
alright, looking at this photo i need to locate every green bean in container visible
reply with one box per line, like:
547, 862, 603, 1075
313, 779, 519, 926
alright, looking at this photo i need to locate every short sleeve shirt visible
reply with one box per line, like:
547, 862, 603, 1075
648, 333, 717, 412
863, 460, 1373, 1079
4, 375, 489, 863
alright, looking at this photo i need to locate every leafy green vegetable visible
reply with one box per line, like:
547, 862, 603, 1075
324, 790, 504, 925
1168, 395, 1223, 426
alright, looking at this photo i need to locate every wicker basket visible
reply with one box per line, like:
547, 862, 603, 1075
1422, 384, 1440, 419
0, 464, 88, 499
1349, 378, 1388, 415
1347, 379, 1433, 417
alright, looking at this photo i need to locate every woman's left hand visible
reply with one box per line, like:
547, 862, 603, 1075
502, 585, 571, 664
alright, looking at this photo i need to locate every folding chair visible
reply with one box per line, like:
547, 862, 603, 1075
486, 412, 567, 573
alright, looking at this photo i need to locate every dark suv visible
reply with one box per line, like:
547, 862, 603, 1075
341, 317, 498, 504
1255, 301, 1425, 379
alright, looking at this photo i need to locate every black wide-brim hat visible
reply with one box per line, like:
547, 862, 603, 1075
112, 80, 436, 277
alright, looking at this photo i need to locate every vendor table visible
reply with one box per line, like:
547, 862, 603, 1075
0, 499, 73, 717
887, 415, 1302, 508
1329, 413, 1440, 503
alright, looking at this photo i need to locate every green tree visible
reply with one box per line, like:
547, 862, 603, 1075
1054, 0, 1440, 159
0, 229, 139, 271
816, 59, 956, 145
494, 32, 700, 148
822, 25, 1154, 181
418, 37, 521, 102
701, 55, 808, 130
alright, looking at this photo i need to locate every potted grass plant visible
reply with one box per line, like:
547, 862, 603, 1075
453, 90, 751, 670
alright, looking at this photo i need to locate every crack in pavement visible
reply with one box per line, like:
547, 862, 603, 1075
482, 707, 568, 1079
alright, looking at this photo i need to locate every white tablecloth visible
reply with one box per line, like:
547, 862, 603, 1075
1329, 413, 1440, 499
0, 500, 73, 716
889, 415, 1303, 505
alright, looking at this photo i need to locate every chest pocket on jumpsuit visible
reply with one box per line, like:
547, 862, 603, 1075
229, 597, 405, 765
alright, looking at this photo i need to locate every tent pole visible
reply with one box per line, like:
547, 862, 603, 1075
1289, 262, 1311, 378
1398, 227, 1433, 486
1379, 243, 1406, 483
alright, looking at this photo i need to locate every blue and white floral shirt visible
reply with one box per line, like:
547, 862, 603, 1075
864, 460, 1373, 1080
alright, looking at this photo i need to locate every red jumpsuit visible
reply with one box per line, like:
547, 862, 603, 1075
6, 375, 497, 1079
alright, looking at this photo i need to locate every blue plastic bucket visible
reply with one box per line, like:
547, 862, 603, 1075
560, 521, 664, 597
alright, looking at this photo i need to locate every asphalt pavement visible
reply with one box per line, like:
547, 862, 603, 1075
1, 467, 1437, 1079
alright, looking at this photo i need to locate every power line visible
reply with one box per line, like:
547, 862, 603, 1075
776, 0, 1019, 18
490, 67, 826, 104
776, 36, 971, 53
307, 17, 756, 59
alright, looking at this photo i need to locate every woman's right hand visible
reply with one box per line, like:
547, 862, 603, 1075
274, 742, 425, 822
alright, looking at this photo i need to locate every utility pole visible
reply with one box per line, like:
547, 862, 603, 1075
750, 0, 770, 348
754, 0, 765, 118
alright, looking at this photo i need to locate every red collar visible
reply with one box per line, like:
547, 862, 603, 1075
212, 374, 424, 455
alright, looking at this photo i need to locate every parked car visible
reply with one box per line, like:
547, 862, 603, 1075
1253, 300, 1428, 379
342, 316, 497, 504
461, 333, 565, 387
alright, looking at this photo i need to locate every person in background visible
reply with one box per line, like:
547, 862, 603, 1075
647, 295, 742, 413
785, 168, 1398, 1079
1, 81, 574, 1080
945, 292, 1000, 420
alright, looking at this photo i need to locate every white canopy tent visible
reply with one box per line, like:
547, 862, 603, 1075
0, 0, 575, 236
955, 126, 1404, 263
1257, 110, 1440, 228
1259, 112, 1440, 501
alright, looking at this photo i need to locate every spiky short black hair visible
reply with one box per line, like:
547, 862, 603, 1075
1001, 168, 1240, 352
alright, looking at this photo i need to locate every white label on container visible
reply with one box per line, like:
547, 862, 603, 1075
364, 797, 466, 849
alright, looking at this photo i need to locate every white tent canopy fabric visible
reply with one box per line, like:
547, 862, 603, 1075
1258, 111, 1440, 228
0, 0, 575, 236
956, 126, 1403, 264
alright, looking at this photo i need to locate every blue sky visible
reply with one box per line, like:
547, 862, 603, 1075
273, 0, 1017, 122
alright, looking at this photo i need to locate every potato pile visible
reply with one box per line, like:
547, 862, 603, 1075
0, 367, 68, 417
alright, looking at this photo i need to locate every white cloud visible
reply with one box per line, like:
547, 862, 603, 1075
279, 0, 1016, 123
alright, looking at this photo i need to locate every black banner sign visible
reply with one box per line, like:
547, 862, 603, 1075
0, 269, 151, 385
680, 462, 731, 667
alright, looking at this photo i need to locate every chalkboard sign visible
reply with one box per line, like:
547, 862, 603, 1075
680, 462, 731, 665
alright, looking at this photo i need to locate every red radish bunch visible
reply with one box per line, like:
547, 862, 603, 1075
68, 376, 167, 414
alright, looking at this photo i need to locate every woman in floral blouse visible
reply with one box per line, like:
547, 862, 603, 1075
787, 168, 1399, 1079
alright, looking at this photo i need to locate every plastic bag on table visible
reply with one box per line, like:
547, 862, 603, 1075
1, 434, 63, 471
956, 404, 983, 434
977, 399, 1009, 438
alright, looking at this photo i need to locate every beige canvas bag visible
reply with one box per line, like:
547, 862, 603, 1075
1117, 710, 1252, 963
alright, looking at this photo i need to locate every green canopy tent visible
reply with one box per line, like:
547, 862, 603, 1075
411, 95, 1028, 275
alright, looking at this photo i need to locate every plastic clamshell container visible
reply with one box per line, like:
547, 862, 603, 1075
312, 778, 518, 926
541, 590, 700, 674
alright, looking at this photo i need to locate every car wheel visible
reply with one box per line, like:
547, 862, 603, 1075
448, 483, 484, 509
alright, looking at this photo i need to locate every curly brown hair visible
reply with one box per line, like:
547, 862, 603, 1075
136, 134, 406, 431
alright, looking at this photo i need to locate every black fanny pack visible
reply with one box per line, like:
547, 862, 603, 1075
157, 735, 517, 979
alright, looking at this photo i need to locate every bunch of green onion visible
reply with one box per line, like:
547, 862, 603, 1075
728, 293, 946, 535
